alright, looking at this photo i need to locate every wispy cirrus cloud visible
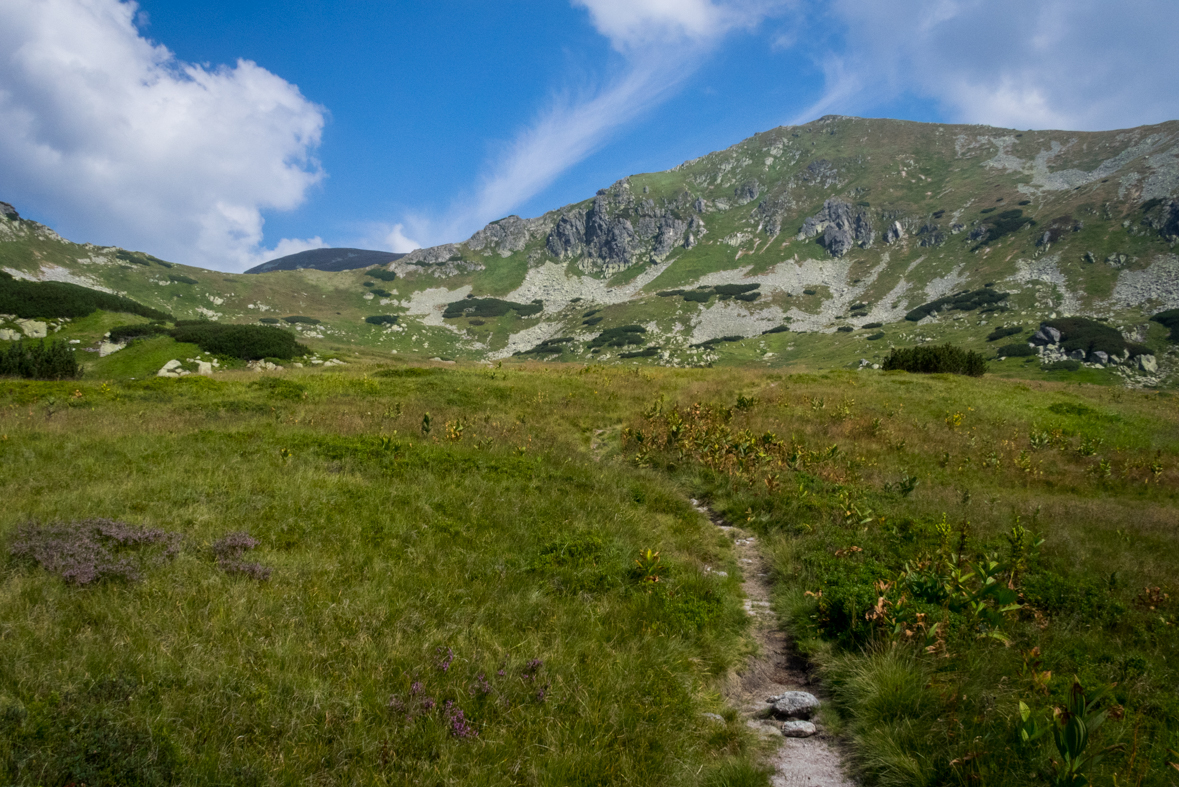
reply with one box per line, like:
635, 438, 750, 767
388, 0, 791, 251
801, 0, 1179, 131
0, 0, 328, 271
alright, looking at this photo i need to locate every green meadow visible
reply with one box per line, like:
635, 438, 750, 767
1, 358, 1177, 786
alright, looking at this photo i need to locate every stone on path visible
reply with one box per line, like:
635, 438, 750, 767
782, 720, 818, 738
769, 691, 821, 719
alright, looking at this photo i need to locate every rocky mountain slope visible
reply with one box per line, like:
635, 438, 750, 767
2, 116, 1177, 386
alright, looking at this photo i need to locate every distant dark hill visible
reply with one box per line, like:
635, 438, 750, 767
245, 248, 407, 274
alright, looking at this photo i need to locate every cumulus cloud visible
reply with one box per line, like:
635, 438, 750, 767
810, 0, 1179, 130
406, 0, 789, 248
0, 0, 327, 271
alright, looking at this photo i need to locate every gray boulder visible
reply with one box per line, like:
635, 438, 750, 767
1092, 350, 1110, 366
0, 201, 18, 220
1068, 349, 1087, 362
1138, 354, 1158, 373
1031, 326, 1062, 346
466, 215, 532, 256
768, 691, 821, 719
781, 720, 818, 738
884, 221, 905, 244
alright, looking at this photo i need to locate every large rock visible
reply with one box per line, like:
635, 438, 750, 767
1138, 354, 1158, 373
884, 221, 905, 244
781, 720, 818, 738
1031, 325, 1062, 346
466, 215, 532, 257
768, 691, 821, 719
16, 319, 47, 338
98, 341, 124, 357
157, 359, 183, 378
0, 328, 21, 341
1092, 350, 1110, 366
1068, 349, 1087, 361
798, 199, 874, 258
0, 201, 18, 220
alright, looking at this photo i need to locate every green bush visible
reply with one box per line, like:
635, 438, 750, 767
372, 289, 392, 298
108, 324, 167, 343
368, 269, 398, 281
258, 317, 280, 324
656, 290, 685, 297
973, 209, 1035, 246
1150, 309, 1179, 341
362, 281, 374, 287
520, 337, 573, 355
996, 343, 1035, 357
862, 322, 884, 330
167, 274, 198, 285
986, 325, 1024, 342
0, 270, 170, 321
365, 315, 398, 326
169, 323, 307, 360
589, 326, 646, 349
1044, 317, 1148, 358
443, 298, 542, 319
713, 284, 760, 297
619, 346, 660, 358
762, 325, 789, 335
283, 316, 320, 325
866, 332, 885, 341
583, 316, 603, 326
882, 344, 988, 377
734, 292, 760, 302
803, 288, 818, 296
837, 326, 854, 333
683, 290, 713, 303
0, 339, 82, 380
905, 288, 1008, 322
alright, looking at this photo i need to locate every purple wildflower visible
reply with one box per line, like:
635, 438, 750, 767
445, 701, 478, 739
436, 646, 455, 672
410, 681, 423, 695
469, 673, 491, 697
420, 696, 436, 712
9, 519, 181, 585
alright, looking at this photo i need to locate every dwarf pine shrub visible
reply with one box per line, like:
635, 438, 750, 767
368, 269, 398, 281
168, 323, 307, 360
0, 339, 82, 380
0, 270, 170, 321
996, 343, 1036, 357
883, 344, 988, 376
365, 315, 398, 326
1150, 309, 1179, 341
108, 323, 167, 343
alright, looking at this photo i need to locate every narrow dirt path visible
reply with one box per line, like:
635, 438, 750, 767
693, 499, 857, 787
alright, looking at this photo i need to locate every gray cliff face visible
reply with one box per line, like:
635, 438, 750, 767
542, 179, 696, 272
798, 198, 874, 257
394, 243, 485, 278
0, 202, 19, 220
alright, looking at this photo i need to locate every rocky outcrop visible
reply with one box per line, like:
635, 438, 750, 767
395, 244, 484, 278
466, 215, 549, 257
884, 221, 905, 244
798, 199, 874, 257
0, 202, 18, 220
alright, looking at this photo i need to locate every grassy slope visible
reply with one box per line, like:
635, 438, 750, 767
0, 359, 1177, 785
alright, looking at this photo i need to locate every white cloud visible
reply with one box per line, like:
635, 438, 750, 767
0, 0, 327, 271
383, 224, 420, 254
806, 0, 1179, 131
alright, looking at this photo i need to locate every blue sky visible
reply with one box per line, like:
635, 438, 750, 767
2, 0, 1178, 271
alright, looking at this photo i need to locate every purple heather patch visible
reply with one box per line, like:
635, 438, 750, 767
9, 518, 181, 585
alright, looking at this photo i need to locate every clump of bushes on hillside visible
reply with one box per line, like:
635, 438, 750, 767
283, 316, 320, 325
588, 326, 646, 350
0, 270, 170, 321
996, 343, 1036, 357
258, 317, 280, 324
906, 288, 1009, 321
620, 346, 660, 358
167, 274, 198, 285
443, 297, 542, 319
1044, 317, 1149, 358
108, 323, 167, 343
169, 323, 307, 360
883, 344, 988, 376
0, 339, 82, 380
1151, 309, 1179, 341
519, 337, 573, 355
762, 325, 789, 335
9, 519, 181, 585
971, 208, 1035, 248
365, 315, 398, 326
368, 269, 398, 282
986, 325, 1024, 342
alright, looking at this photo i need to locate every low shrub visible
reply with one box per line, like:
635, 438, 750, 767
372, 289, 392, 298
169, 323, 307, 360
167, 274, 198, 285
0, 270, 170, 321
368, 269, 398, 281
906, 288, 1009, 321
1044, 316, 1148, 358
583, 316, 603, 326
589, 326, 646, 349
657, 290, 685, 297
996, 343, 1036, 357
683, 290, 713, 303
971, 208, 1035, 247
108, 323, 167, 343
9, 519, 181, 585
803, 288, 818, 296
619, 346, 660, 358
986, 325, 1024, 342
363, 281, 374, 287
866, 332, 885, 341
862, 322, 883, 330
365, 315, 398, 326
837, 326, 854, 333
258, 317, 280, 324
762, 325, 789, 335
734, 291, 760, 302
0, 339, 82, 380
283, 316, 320, 325
443, 298, 542, 319
520, 337, 573, 355
882, 344, 988, 376
1150, 308, 1179, 341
